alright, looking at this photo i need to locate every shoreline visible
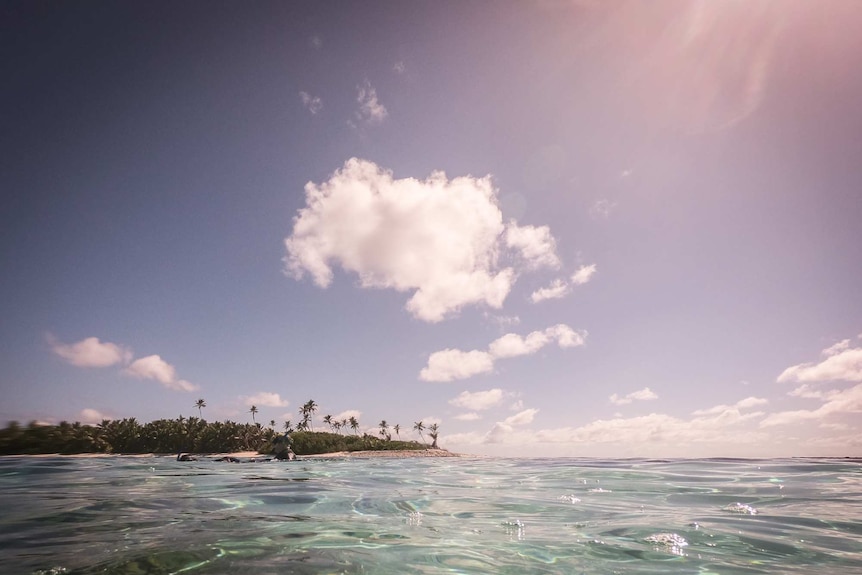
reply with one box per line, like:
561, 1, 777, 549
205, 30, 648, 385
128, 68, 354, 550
1, 448, 466, 459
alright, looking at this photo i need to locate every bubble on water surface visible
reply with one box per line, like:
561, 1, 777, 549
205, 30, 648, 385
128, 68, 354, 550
645, 532, 689, 556
723, 502, 758, 515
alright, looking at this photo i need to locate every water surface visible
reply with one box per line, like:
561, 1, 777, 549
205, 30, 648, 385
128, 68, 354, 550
1, 456, 860, 574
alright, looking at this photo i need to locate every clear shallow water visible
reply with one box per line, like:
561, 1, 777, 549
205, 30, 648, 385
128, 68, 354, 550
1, 456, 860, 575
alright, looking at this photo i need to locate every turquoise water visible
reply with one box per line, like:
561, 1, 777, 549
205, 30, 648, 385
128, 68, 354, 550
1, 456, 860, 574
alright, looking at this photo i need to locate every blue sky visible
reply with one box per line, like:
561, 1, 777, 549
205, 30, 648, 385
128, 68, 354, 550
2, 0, 861, 457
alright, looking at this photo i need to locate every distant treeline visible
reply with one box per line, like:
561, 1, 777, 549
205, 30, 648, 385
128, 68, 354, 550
0, 418, 429, 456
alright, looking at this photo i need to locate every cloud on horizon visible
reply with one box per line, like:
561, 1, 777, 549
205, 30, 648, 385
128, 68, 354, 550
763, 337, 862, 427
285, 159, 563, 322
420, 324, 586, 382
445, 395, 769, 452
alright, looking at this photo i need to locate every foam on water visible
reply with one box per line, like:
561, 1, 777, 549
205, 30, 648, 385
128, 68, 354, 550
1, 456, 861, 574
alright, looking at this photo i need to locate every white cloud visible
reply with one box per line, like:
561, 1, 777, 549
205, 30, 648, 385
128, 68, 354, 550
454, 412, 481, 421
420, 349, 494, 382
530, 279, 568, 303
692, 396, 767, 416
590, 198, 617, 219
505, 223, 560, 269
489, 331, 550, 358
571, 264, 597, 285
243, 392, 289, 408
789, 385, 832, 399
760, 383, 862, 427
421, 324, 585, 382
609, 387, 658, 405
80, 408, 111, 424
355, 80, 387, 124
489, 325, 585, 358
123, 355, 198, 392
504, 408, 538, 426
482, 408, 540, 444
286, 159, 562, 322
299, 91, 323, 114
393, 61, 406, 74
449, 389, 505, 411
332, 409, 362, 422
50, 336, 132, 368
777, 341, 862, 383
530, 264, 596, 303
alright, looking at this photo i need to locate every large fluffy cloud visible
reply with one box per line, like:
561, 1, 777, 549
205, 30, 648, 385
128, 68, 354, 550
420, 349, 494, 382
421, 324, 586, 382
285, 159, 562, 322
49, 336, 132, 368
123, 355, 198, 392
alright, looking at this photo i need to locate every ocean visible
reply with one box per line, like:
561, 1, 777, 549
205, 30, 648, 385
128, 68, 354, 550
1, 456, 860, 574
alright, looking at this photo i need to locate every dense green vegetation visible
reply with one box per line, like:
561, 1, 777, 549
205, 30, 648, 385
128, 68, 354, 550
0, 401, 438, 456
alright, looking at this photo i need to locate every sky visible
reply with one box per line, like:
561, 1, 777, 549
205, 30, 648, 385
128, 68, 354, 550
2, 0, 861, 458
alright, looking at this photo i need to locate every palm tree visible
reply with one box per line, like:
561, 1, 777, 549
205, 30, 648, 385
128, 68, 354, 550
349, 416, 359, 435
302, 400, 318, 432
323, 414, 333, 431
393, 424, 401, 440
269, 419, 276, 429
283, 420, 293, 433
378, 420, 390, 441
194, 399, 206, 418
249, 405, 258, 423
413, 421, 426, 444
428, 423, 439, 449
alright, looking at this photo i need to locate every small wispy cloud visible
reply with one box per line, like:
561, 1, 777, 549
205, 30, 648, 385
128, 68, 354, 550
299, 91, 323, 115
393, 61, 406, 74
530, 264, 597, 303
355, 80, 388, 125
609, 387, 658, 405
590, 198, 617, 219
